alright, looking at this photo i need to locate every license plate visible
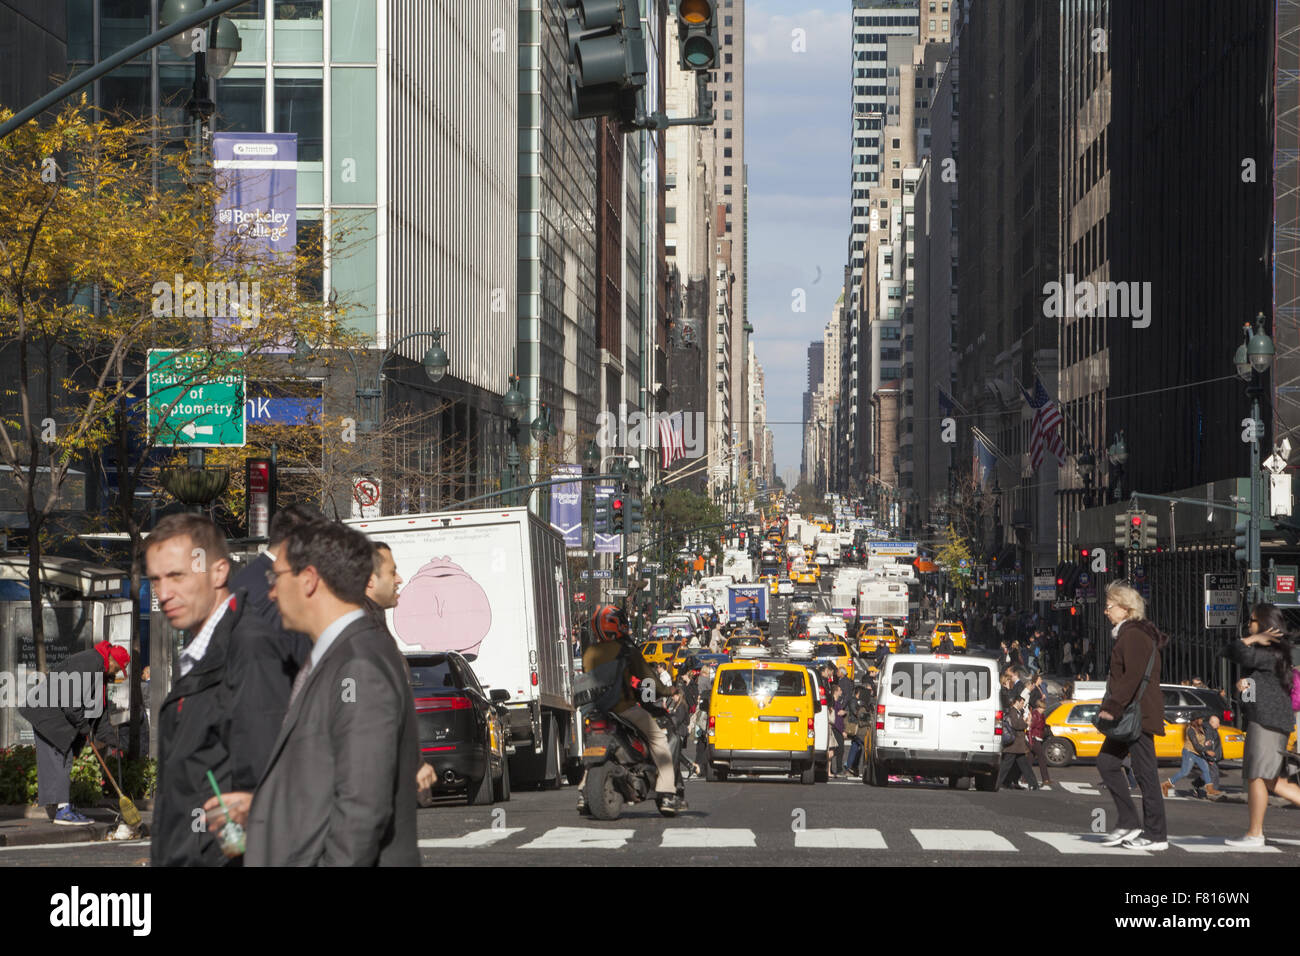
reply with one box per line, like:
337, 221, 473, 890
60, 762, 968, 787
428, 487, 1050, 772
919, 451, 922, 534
768, 722, 791, 733
583, 746, 607, 757
893, 716, 917, 730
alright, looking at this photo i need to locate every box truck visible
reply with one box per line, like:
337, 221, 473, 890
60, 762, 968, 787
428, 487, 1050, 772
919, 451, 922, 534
346, 507, 581, 789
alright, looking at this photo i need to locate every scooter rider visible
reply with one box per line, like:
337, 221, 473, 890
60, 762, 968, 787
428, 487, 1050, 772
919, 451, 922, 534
583, 604, 683, 812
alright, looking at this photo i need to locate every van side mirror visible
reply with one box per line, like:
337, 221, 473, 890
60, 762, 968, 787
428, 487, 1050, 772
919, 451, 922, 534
490, 689, 510, 703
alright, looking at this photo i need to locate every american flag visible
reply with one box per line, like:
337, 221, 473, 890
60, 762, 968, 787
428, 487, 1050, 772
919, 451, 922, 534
658, 412, 686, 469
1021, 377, 1066, 471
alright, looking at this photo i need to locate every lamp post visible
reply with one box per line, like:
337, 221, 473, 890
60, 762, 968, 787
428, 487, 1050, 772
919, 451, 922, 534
1234, 313, 1276, 604
1077, 448, 1096, 509
501, 374, 527, 507
1107, 431, 1128, 502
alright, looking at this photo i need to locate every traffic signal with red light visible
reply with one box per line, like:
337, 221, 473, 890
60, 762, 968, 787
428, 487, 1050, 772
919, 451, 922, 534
612, 495, 625, 533
1128, 512, 1144, 549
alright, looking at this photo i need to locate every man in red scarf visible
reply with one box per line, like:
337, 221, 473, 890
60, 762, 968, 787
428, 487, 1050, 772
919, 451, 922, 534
19, 641, 129, 825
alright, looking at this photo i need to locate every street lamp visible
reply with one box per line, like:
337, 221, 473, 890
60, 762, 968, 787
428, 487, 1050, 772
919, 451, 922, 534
1077, 448, 1097, 508
502, 374, 527, 423
1234, 313, 1275, 604
1108, 431, 1128, 501
530, 402, 557, 443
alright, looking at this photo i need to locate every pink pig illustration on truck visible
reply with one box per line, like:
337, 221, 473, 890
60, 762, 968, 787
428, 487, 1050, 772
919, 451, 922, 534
392, 556, 493, 655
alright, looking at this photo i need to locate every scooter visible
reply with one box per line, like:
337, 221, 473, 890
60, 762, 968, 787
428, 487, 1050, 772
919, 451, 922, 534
579, 703, 692, 821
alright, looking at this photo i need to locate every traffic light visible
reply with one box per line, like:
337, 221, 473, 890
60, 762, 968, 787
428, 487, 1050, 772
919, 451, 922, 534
1128, 512, 1144, 550
612, 495, 626, 533
676, 0, 719, 72
594, 497, 612, 534
1113, 547, 1126, 578
565, 0, 648, 127
1140, 512, 1158, 550
1113, 512, 1128, 549
1234, 517, 1249, 563
626, 495, 644, 534
1055, 563, 1067, 600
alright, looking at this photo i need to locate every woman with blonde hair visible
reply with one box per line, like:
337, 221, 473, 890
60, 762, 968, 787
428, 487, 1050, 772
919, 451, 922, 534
1095, 581, 1169, 850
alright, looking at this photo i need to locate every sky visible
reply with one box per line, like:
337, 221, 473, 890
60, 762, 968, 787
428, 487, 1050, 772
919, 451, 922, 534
744, 1, 853, 482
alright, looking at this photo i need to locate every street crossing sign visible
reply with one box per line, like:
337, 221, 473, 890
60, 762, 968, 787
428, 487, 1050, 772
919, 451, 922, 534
147, 348, 246, 447
1204, 573, 1240, 629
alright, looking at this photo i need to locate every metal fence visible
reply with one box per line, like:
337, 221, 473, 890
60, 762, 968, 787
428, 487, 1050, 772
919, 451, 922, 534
1077, 541, 1240, 693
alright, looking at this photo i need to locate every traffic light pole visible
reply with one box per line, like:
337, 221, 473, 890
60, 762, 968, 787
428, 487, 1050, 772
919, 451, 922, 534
1249, 394, 1263, 605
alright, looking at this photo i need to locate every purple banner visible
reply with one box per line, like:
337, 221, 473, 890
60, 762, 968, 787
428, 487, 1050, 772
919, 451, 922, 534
550, 464, 583, 549
213, 132, 297, 345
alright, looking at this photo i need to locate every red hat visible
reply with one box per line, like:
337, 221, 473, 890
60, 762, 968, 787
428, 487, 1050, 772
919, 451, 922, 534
94, 641, 130, 673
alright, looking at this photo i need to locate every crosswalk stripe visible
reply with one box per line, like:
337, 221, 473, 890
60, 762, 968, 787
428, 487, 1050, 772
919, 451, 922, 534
795, 828, 887, 849
1023, 832, 1150, 855
518, 826, 635, 849
911, 828, 1018, 852
660, 828, 756, 848
419, 828, 524, 848
1168, 835, 1281, 854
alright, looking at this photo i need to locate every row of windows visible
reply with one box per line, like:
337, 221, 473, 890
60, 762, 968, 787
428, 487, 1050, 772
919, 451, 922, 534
926, 2, 951, 11
854, 16, 921, 28
927, 19, 950, 31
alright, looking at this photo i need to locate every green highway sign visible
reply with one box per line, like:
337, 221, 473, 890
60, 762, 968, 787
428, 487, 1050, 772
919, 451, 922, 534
147, 349, 246, 448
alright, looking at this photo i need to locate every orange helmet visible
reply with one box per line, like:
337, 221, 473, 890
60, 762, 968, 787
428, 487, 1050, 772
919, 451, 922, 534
591, 604, 629, 643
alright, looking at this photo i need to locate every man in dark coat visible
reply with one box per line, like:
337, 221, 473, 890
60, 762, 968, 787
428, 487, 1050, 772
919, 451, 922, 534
217, 519, 419, 866
145, 513, 297, 867
19, 641, 129, 824
227, 502, 323, 674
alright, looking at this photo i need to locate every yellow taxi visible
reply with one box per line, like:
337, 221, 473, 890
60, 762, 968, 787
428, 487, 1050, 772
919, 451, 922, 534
930, 621, 968, 653
766, 574, 779, 596
1042, 699, 1252, 767
705, 659, 819, 784
668, 642, 699, 679
794, 565, 819, 586
811, 640, 854, 681
857, 622, 899, 655
640, 641, 682, 670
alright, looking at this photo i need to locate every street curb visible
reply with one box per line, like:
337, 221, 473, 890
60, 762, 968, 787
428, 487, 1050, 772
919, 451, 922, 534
0, 823, 111, 847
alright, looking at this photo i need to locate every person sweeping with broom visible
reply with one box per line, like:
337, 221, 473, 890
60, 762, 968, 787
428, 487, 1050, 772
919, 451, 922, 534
19, 640, 130, 826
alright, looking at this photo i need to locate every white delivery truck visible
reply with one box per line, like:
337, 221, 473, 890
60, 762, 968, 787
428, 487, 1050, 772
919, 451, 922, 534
722, 549, 754, 583
814, 532, 841, 565
857, 577, 910, 636
799, 522, 820, 549
831, 568, 866, 619
346, 507, 581, 789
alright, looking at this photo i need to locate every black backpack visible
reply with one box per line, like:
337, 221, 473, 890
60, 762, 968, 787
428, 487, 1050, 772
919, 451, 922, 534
573, 644, 631, 715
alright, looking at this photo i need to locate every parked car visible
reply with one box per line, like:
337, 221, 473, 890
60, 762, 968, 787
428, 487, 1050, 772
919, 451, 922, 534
407, 651, 512, 804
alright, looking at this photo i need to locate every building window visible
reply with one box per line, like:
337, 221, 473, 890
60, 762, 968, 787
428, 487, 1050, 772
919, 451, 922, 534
724, 33, 733, 45
725, 203, 733, 213
724, 53, 733, 65
724, 165, 732, 176
723, 184, 732, 195
929, 19, 936, 30
725, 221, 732, 233
666, 207, 677, 223
892, 137, 900, 148
724, 90, 733, 102
725, 15, 733, 26
724, 147, 732, 157
724, 127, 733, 139
724, 109, 733, 120
274, 75, 323, 161
942, 19, 949, 30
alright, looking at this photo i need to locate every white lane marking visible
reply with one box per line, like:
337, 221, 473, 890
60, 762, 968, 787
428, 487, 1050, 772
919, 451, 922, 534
795, 828, 887, 849
660, 828, 756, 848
0, 839, 150, 852
1169, 835, 1281, 854
1268, 837, 1300, 846
519, 827, 634, 850
1024, 832, 1149, 855
911, 828, 1018, 852
419, 828, 524, 848
1059, 782, 1099, 796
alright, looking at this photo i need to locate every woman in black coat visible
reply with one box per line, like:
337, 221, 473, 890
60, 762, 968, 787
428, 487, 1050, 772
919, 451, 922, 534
1221, 603, 1300, 848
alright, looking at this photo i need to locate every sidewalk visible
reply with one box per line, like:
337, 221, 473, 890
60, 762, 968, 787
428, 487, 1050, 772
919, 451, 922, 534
0, 802, 152, 847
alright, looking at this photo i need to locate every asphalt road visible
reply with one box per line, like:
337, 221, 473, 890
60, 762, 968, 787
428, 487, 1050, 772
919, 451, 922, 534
5, 763, 1297, 867
6, 575, 1296, 868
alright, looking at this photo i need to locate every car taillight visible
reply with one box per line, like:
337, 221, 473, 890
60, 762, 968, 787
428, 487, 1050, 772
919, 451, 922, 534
585, 718, 609, 733
807, 717, 815, 739
1224, 709, 1233, 723
995, 709, 1004, 733
876, 703, 885, 731
417, 696, 473, 712
531, 671, 539, 686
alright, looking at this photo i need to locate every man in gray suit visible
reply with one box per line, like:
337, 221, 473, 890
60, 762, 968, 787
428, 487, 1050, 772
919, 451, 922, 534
206, 519, 419, 866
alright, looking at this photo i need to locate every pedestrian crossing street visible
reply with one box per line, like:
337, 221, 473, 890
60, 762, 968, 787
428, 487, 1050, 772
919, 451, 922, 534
417, 826, 1300, 854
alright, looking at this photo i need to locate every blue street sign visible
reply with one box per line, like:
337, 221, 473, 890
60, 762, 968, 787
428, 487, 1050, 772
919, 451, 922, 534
245, 395, 322, 426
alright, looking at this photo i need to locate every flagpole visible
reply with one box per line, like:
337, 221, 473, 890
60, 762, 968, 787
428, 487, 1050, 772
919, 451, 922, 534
1030, 364, 1091, 458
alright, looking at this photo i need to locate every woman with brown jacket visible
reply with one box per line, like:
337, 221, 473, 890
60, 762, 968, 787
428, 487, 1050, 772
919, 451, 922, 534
995, 697, 1039, 790
1096, 582, 1169, 850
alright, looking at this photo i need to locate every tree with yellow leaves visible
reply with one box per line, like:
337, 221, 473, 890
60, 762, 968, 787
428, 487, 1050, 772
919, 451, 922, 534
0, 99, 355, 730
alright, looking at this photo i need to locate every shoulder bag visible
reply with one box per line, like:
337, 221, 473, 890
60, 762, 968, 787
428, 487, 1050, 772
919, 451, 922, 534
1091, 635, 1157, 744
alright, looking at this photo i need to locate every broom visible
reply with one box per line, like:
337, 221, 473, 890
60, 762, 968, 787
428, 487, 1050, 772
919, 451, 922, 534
89, 740, 142, 827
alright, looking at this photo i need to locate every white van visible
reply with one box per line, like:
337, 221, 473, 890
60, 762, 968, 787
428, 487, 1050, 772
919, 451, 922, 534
863, 653, 1003, 790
